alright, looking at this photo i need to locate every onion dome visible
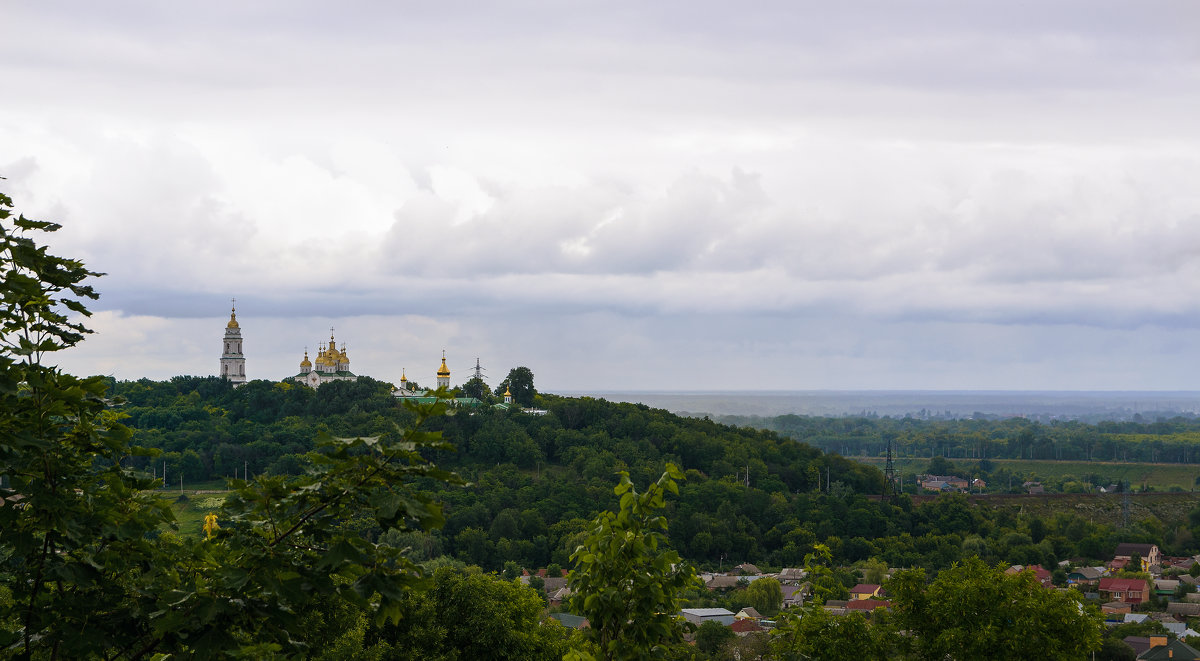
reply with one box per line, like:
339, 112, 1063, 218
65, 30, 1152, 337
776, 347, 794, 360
300, 350, 311, 369
226, 305, 239, 328
504, 386, 512, 397
400, 369, 408, 384
437, 354, 451, 378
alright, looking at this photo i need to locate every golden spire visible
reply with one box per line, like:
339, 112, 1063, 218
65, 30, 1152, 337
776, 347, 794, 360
400, 368, 407, 382
437, 350, 450, 377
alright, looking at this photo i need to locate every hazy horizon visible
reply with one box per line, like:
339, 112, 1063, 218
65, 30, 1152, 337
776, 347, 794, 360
573, 389, 1200, 421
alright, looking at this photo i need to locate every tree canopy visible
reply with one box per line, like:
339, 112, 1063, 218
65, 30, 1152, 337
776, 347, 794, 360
888, 557, 1103, 660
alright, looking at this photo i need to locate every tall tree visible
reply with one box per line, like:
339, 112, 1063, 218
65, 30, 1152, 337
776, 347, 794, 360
889, 556, 1102, 660
462, 375, 492, 401
770, 604, 893, 661
565, 464, 699, 661
744, 576, 783, 616
498, 366, 536, 407
374, 566, 570, 660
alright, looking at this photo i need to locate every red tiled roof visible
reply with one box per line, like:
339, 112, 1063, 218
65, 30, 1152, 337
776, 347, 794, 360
731, 619, 763, 633
1100, 578, 1148, 592
846, 599, 891, 611
1025, 565, 1052, 580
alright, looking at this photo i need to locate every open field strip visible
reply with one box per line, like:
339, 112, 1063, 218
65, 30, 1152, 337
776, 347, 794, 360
854, 457, 1200, 491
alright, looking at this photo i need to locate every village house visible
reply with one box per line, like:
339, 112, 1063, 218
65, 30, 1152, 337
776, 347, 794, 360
777, 567, 806, 581
730, 619, 764, 635
849, 583, 883, 600
1167, 602, 1200, 619
1102, 601, 1133, 617
1124, 635, 1200, 660
846, 599, 891, 613
821, 600, 848, 616
1067, 566, 1104, 587
1154, 579, 1179, 600
549, 613, 589, 630
1099, 577, 1150, 605
681, 608, 736, 627
705, 575, 743, 590
921, 475, 969, 492
780, 583, 809, 609
1005, 564, 1053, 588
1112, 543, 1162, 572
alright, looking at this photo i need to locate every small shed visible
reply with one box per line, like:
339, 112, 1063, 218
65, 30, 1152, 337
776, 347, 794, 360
681, 608, 736, 627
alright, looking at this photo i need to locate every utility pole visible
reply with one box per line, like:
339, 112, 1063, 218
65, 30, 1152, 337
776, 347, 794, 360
884, 435, 898, 499
1122, 481, 1131, 529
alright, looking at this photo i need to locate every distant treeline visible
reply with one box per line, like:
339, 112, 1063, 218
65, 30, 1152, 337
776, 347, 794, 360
107, 377, 1197, 575
717, 413, 1200, 465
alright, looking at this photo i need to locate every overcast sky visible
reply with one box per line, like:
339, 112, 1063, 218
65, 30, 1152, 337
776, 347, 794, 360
4, 1, 1200, 391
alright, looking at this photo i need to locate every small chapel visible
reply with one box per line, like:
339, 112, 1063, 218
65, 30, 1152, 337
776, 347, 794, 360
293, 329, 358, 388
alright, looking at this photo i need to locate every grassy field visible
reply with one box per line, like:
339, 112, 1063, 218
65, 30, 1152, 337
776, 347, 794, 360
856, 457, 1200, 491
159, 489, 231, 539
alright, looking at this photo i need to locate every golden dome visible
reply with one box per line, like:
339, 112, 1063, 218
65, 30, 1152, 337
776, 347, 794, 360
437, 355, 450, 377
226, 307, 239, 328
504, 386, 512, 397
300, 350, 311, 368
400, 369, 408, 383
339, 349, 349, 362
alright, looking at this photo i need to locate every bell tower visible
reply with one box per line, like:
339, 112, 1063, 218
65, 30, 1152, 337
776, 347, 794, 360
437, 351, 451, 389
220, 299, 247, 386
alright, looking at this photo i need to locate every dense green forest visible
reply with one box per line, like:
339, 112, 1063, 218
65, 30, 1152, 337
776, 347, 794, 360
107, 376, 1199, 574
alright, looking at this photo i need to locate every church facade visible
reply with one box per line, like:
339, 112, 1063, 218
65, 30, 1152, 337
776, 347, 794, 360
220, 303, 246, 386
293, 330, 358, 388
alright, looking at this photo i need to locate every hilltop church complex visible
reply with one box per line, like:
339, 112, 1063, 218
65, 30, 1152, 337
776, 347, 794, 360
217, 304, 516, 405
292, 330, 357, 388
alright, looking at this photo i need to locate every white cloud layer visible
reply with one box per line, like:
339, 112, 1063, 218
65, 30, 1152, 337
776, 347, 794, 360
4, 1, 1200, 390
